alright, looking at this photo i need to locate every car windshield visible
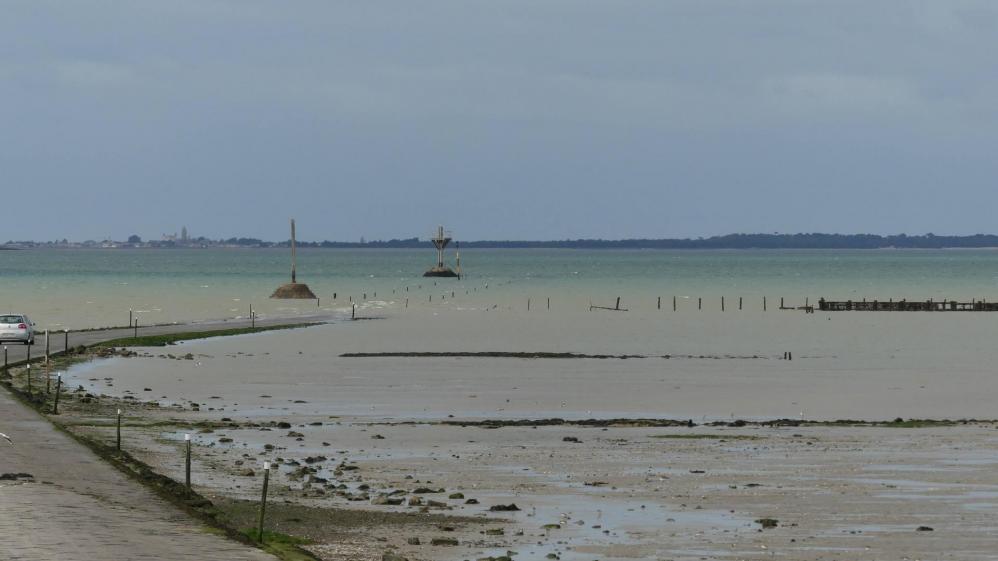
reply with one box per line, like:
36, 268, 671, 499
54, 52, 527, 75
0, 315, 24, 324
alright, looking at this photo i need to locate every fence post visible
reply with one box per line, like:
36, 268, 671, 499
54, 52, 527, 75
117, 408, 122, 451
185, 433, 192, 493
258, 462, 271, 543
53, 374, 62, 414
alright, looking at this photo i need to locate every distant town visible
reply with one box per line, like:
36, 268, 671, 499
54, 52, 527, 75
7, 231, 998, 250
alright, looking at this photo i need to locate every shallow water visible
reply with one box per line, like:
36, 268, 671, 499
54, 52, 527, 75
8, 247, 998, 329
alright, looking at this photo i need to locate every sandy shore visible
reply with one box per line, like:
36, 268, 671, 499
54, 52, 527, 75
45, 307, 998, 560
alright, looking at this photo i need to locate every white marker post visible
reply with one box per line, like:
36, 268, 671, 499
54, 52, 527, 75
116, 408, 122, 451
258, 461, 271, 543
184, 433, 192, 493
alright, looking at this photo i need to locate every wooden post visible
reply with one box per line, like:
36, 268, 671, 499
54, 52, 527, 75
129, 309, 133, 328
64, 329, 69, 353
405, 298, 409, 308
134, 320, 138, 339
45, 330, 50, 364
26, 364, 31, 396
116, 409, 122, 451
53, 373, 62, 414
547, 297, 550, 310
258, 462, 271, 543
764, 296, 767, 311
739, 297, 742, 310
698, 297, 702, 310
673, 296, 676, 311
780, 297, 784, 309
185, 433, 192, 493
527, 298, 531, 311
657, 296, 661, 310
721, 297, 725, 312
46, 362, 51, 394
250, 305, 255, 328
3, 346, 7, 374
351, 304, 356, 320
615, 297, 621, 310
290, 219, 297, 284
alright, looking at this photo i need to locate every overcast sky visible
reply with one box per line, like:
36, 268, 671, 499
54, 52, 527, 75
3, 1, 998, 241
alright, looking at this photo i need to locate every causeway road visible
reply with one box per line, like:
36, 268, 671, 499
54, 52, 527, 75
0, 313, 335, 560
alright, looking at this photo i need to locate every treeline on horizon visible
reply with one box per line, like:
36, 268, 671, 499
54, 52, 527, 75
197, 233, 998, 249
9, 233, 998, 249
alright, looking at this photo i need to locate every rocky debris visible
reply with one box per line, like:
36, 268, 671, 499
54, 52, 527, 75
218, 437, 233, 443
448, 492, 465, 499
238, 468, 256, 477
408, 497, 423, 507
485, 528, 504, 536
465, 498, 480, 504
412, 487, 444, 494
756, 518, 779, 529
406, 537, 420, 545
303, 455, 326, 464
490, 503, 520, 512
562, 436, 581, 443
287, 431, 304, 438
0, 472, 33, 480
276, 422, 292, 429
372, 494, 405, 506
917, 526, 934, 532
372, 434, 385, 439
382, 553, 408, 561
430, 537, 459, 546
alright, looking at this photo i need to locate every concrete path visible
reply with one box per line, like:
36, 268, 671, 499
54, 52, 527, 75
2, 312, 336, 366
0, 315, 335, 560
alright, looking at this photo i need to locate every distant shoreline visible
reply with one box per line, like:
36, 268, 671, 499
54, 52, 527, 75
9, 233, 998, 251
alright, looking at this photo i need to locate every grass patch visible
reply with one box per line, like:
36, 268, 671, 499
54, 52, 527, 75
242, 529, 311, 545
650, 434, 763, 440
96, 323, 315, 348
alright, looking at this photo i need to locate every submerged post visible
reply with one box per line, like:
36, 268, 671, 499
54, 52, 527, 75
258, 462, 271, 543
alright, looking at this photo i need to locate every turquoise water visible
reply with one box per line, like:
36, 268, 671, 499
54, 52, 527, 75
4, 248, 998, 328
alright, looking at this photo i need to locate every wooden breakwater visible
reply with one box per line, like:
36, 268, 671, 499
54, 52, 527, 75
818, 298, 998, 312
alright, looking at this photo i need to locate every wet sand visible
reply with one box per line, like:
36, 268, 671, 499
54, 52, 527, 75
54, 306, 998, 560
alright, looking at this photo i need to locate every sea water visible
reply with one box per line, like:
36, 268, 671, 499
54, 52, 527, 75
4, 247, 998, 329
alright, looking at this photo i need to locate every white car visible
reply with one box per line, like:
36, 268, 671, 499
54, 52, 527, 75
0, 314, 35, 345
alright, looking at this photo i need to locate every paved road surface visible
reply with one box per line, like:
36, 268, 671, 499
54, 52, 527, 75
0, 313, 335, 560
2, 312, 337, 366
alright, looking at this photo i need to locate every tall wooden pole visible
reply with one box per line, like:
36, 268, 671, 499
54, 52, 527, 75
290, 219, 297, 284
